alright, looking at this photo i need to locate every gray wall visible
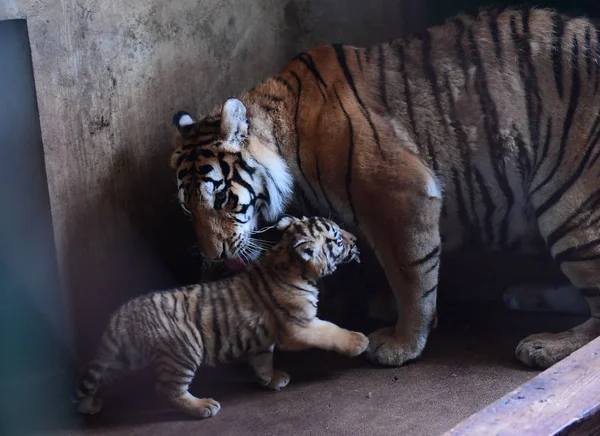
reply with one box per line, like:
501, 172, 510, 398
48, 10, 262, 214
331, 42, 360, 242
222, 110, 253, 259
0, 0, 429, 359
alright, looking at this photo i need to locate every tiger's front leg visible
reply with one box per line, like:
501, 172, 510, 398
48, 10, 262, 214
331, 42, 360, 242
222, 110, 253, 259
359, 155, 442, 366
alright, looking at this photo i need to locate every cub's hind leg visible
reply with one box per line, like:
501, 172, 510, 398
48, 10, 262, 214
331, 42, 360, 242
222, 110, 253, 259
518, 182, 600, 368
153, 352, 220, 418
248, 346, 290, 391
75, 331, 129, 415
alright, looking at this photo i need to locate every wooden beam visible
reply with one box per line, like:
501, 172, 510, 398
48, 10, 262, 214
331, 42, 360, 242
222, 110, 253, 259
444, 336, 600, 436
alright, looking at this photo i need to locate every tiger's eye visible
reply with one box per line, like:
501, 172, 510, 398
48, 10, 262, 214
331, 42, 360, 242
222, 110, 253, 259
216, 191, 226, 200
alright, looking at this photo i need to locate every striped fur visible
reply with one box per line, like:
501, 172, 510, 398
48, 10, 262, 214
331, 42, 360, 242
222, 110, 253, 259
75, 216, 367, 418
171, 6, 600, 369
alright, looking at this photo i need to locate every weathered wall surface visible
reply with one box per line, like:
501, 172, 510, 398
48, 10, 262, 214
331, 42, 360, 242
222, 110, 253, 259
0, 0, 428, 357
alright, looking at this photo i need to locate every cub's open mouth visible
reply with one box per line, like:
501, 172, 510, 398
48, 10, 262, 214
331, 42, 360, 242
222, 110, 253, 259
223, 258, 248, 272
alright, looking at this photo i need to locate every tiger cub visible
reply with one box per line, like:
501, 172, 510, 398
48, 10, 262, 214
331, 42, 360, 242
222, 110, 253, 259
75, 216, 367, 419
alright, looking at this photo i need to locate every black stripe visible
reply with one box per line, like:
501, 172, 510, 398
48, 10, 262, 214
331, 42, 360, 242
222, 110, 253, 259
334, 87, 359, 226
546, 188, 600, 249
254, 268, 309, 326
273, 271, 318, 294
595, 28, 600, 94
531, 35, 580, 196
354, 48, 363, 72
398, 44, 420, 143
223, 286, 245, 358
411, 245, 441, 266
555, 237, 600, 263
452, 169, 478, 245
424, 259, 440, 275
423, 285, 437, 299
473, 169, 495, 246
585, 25, 592, 77
514, 127, 532, 181
426, 131, 439, 173
551, 14, 565, 100
488, 7, 503, 62
183, 293, 204, 358
378, 45, 390, 111
274, 76, 295, 95
332, 44, 383, 154
209, 286, 224, 362
536, 116, 600, 218
444, 72, 478, 231
290, 71, 321, 204
468, 29, 513, 250
260, 94, 285, 103
530, 117, 553, 183
156, 295, 197, 369
452, 18, 470, 91
511, 9, 540, 181
295, 52, 328, 101
179, 293, 203, 362
261, 104, 277, 113
315, 153, 339, 217
421, 31, 446, 127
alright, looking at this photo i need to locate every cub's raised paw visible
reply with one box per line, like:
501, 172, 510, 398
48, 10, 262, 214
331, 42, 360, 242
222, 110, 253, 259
266, 370, 290, 391
344, 331, 369, 357
365, 327, 422, 367
191, 398, 221, 419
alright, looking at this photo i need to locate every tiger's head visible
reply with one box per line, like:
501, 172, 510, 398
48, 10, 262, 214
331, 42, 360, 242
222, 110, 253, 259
275, 216, 360, 277
170, 99, 293, 268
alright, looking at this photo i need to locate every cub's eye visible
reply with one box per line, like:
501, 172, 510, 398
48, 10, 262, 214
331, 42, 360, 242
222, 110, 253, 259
216, 191, 227, 200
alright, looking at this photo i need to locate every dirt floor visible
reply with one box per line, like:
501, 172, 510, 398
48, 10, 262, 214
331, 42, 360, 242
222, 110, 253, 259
37, 304, 584, 436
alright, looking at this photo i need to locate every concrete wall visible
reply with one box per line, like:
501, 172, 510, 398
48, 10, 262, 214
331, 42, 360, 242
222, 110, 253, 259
0, 0, 429, 358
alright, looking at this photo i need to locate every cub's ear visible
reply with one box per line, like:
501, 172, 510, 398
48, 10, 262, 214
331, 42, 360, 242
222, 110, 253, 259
276, 216, 294, 231
292, 238, 316, 262
172, 111, 195, 131
220, 99, 248, 151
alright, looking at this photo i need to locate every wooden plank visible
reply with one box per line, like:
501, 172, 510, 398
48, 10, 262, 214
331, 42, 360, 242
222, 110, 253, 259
444, 336, 600, 436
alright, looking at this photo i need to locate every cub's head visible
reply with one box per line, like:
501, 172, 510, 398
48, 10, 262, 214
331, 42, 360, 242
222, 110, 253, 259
171, 99, 293, 267
275, 216, 360, 277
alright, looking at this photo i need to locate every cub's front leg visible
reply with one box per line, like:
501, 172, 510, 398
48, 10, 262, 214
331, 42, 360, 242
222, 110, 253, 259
279, 318, 369, 356
358, 152, 442, 367
248, 345, 290, 391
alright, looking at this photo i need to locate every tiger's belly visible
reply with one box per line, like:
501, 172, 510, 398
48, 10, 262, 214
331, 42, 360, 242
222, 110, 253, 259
438, 155, 545, 255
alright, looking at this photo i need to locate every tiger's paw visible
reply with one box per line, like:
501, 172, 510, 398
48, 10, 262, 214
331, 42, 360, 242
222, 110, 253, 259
516, 319, 600, 369
365, 327, 423, 367
266, 370, 290, 391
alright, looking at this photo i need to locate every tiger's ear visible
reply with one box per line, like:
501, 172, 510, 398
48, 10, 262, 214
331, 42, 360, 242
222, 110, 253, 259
220, 99, 248, 151
293, 238, 315, 262
172, 111, 196, 144
173, 111, 195, 130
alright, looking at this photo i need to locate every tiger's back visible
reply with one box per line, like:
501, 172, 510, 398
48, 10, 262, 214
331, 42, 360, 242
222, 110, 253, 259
283, 8, 600, 253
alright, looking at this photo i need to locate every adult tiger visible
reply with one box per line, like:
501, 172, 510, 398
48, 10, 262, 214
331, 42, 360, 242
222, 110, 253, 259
170, 6, 600, 369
